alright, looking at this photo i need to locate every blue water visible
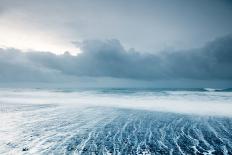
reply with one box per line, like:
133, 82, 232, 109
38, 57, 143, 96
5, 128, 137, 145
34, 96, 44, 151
0, 88, 232, 154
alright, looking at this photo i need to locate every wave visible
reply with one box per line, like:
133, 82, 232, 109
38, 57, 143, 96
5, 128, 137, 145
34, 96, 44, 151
0, 88, 232, 117
203, 88, 232, 92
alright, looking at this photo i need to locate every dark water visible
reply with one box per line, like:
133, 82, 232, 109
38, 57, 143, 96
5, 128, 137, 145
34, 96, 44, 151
64, 110, 232, 155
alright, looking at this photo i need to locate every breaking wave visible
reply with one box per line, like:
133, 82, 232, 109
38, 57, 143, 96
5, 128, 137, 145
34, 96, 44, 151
203, 88, 232, 92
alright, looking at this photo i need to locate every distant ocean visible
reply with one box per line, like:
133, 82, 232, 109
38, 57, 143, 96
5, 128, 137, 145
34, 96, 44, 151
0, 88, 232, 154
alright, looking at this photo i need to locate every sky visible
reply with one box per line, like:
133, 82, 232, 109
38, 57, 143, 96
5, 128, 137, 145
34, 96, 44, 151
1, 0, 232, 54
0, 0, 232, 87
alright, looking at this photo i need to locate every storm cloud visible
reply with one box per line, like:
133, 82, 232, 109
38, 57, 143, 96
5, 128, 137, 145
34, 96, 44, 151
0, 35, 232, 86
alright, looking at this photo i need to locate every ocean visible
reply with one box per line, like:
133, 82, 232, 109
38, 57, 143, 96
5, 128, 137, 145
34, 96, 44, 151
0, 88, 232, 154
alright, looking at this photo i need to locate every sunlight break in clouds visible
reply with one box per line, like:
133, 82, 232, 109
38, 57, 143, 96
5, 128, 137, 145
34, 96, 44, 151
0, 12, 80, 55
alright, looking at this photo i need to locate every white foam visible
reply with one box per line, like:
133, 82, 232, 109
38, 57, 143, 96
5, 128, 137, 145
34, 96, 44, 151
0, 89, 232, 117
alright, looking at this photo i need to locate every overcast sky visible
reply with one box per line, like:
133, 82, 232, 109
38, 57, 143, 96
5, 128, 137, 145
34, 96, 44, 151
0, 0, 232, 87
1, 0, 232, 54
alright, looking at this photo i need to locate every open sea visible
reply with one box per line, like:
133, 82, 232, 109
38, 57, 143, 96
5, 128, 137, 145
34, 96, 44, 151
0, 88, 232, 155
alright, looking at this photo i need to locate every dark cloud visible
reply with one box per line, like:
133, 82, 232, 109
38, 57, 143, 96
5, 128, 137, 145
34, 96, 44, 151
0, 49, 72, 82
0, 35, 232, 85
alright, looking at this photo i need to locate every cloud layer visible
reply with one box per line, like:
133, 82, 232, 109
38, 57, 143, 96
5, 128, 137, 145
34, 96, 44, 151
0, 35, 232, 86
1, 0, 232, 53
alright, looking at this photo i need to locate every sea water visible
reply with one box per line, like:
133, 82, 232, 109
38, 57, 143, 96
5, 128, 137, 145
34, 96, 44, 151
0, 88, 232, 154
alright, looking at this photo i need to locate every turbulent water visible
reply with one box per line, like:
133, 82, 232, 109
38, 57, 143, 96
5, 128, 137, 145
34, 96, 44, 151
0, 88, 232, 155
